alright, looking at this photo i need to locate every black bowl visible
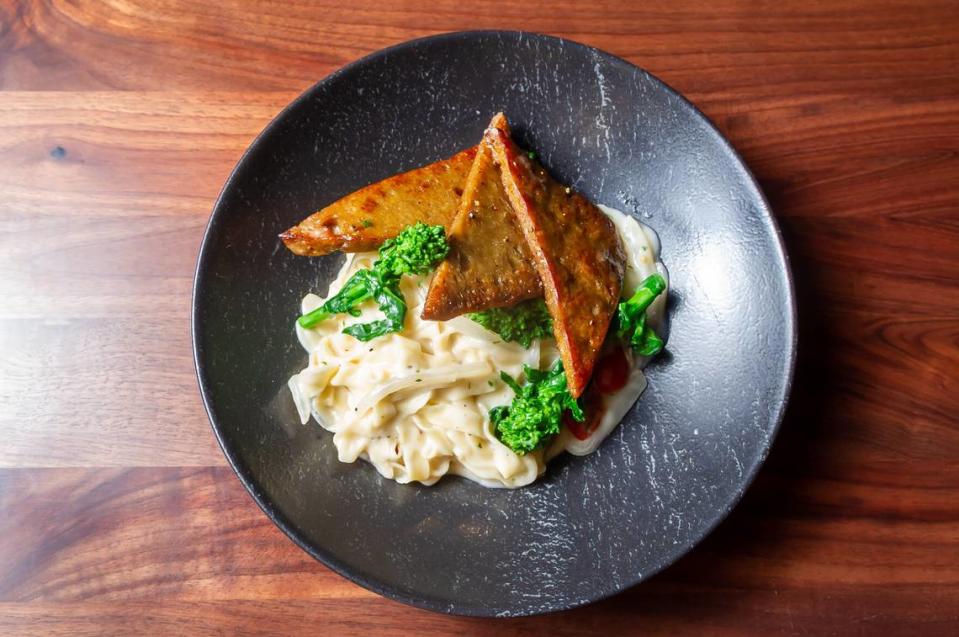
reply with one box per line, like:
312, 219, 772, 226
193, 31, 796, 617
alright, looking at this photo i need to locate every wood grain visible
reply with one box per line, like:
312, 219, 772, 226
0, 92, 289, 467
0, 0, 957, 634
1, 467, 957, 634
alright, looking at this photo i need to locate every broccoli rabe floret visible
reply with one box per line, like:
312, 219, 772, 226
374, 223, 450, 278
468, 298, 553, 348
297, 223, 449, 340
490, 360, 583, 454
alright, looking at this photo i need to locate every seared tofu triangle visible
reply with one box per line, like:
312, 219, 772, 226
486, 124, 626, 398
280, 147, 477, 256
422, 114, 542, 320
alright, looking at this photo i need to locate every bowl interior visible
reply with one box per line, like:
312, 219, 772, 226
194, 31, 795, 617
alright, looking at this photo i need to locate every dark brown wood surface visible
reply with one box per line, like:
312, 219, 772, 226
1, 1, 957, 634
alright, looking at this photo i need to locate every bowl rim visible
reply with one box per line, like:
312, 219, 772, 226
192, 29, 797, 617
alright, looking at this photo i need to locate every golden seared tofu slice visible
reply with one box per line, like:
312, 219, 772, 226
422, 114, 542, 320
486, 119, 625, 398
280, 147, 477, 256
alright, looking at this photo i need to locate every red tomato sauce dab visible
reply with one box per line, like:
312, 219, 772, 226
564, 346, 630, 440
593, 346, 630, 394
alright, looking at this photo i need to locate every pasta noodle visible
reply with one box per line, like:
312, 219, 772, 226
288, 205, 666, 487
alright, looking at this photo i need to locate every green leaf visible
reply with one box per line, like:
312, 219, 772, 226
297, 270, 372, 328
295, 223, 449, 341
633, 325, 664, 357
342, 275, 407, 342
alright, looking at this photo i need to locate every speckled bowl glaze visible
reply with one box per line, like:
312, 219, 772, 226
193, 31, 796, 617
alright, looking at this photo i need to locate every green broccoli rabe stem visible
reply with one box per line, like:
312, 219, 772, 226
622, 273, 666, 316
295, 223, 449, 339
615, 273, 667, 356
297, 307, 331, 329
297, 275, 372, 328
633, 323, 664, 357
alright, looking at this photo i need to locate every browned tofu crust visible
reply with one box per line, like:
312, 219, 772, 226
279, 147, 477, 256
422, 115, 542, 320
486, 123, 625, 397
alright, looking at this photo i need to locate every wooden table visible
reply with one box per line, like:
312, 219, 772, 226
2, 1, 957, 634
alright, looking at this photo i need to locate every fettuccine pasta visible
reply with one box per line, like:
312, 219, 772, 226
288, 206, 666, 487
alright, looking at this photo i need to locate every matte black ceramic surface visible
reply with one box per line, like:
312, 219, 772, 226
193, 31, 795, 617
